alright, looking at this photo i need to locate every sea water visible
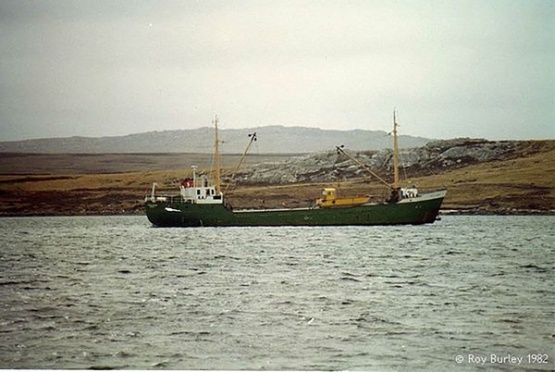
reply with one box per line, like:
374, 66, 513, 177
0, 215, 553, 370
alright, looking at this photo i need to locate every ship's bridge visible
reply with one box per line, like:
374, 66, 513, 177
180, 178, 223, 204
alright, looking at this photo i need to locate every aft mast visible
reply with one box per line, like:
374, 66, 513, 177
213, 116, 221, 193
392, 110, 400, 190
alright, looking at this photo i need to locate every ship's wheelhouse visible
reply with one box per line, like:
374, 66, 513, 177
180, 185, 223, 204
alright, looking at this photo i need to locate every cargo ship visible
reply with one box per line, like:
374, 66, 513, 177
145, 114, 446, 227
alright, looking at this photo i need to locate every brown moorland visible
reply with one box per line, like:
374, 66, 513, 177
0, 142, 553, 216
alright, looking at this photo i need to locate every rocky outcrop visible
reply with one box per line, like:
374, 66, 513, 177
233, 139, 539, 185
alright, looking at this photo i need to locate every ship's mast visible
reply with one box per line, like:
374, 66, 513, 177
213, 116, 221, 193
392, 110, 400, 189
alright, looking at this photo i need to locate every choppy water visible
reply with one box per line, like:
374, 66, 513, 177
0, 215, 553, 370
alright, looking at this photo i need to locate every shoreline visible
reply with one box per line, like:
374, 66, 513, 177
1, 144, 553, 218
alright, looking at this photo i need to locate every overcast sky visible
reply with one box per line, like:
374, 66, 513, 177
1, 0, 553, 141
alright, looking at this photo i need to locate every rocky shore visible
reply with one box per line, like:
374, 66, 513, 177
234, 139, 544, 185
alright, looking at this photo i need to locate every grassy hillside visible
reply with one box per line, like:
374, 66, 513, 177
406, 145, 554, 212
0, 142, 553, 216
0, 152, 294, 174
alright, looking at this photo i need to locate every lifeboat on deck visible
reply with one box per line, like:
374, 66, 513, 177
316, 188, 372, 208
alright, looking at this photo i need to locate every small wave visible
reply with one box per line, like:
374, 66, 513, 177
151, 360, 171, 368
519, 263, 549, 273
340, 272, 362, 282
340, 276, 361, 282
444, 250, 463, 255
114, 351, 136, 358
88, 365, 128, 370
0, 279, 48, 286
213, 254, 241, 260
495, 318, 522, 324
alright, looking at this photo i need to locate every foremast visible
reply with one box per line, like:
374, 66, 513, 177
173, 116, 224, 205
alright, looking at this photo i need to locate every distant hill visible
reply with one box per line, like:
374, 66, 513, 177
0, 126, 432, 154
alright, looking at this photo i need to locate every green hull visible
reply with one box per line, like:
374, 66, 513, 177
145, 190, 446, 227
